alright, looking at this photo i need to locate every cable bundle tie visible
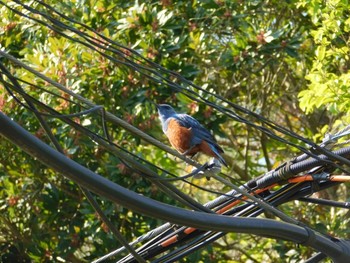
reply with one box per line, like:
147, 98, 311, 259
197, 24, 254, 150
299, 226, 317, 247
277, 161, 294, 180
311, 172, 330, 182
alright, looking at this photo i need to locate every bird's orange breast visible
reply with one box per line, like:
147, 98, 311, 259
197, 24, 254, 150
165, 119, 217, 157
166, 119, 193, 154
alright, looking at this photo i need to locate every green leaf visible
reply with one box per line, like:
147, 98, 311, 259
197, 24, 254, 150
316, 45, 325, 60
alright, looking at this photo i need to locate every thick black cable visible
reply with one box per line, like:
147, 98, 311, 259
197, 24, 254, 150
252, 147, 350, 189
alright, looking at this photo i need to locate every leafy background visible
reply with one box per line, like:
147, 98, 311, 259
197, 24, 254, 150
0, 0, 349, 262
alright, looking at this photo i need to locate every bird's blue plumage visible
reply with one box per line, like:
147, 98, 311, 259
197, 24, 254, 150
174, 114, 217, 146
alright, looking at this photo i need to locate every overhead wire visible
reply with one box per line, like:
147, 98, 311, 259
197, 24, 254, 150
25, 0, 350, 171
105, 172, 348, 262
5, 0, 350, 173
3, 53, 348, 262
4, 0, 350, 196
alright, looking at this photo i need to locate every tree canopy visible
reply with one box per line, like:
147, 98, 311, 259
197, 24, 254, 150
0, 0, 349, 262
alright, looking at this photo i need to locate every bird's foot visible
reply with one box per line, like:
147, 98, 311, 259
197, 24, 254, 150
190, 158, 222, 179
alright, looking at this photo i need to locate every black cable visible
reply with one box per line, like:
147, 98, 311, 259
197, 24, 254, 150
4, 0, 350, 185
298, 197, 350, 209
31, 0, 329, 155
16, 76, 80, 106
303, 252, 327, 263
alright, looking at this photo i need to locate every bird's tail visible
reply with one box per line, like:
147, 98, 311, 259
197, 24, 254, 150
209, 144, 228, 167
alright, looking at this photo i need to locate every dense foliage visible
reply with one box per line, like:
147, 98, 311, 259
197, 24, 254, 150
0, 0, 349, 262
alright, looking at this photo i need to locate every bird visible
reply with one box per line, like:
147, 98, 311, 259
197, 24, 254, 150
156, 104, 227, 167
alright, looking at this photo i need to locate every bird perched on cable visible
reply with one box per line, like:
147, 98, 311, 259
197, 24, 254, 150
156, 104, 227, 167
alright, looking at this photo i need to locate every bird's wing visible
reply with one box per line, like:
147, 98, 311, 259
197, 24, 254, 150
174, 114, 217, 145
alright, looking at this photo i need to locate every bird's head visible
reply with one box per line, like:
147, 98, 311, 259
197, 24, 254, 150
156, 104, 177, 123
